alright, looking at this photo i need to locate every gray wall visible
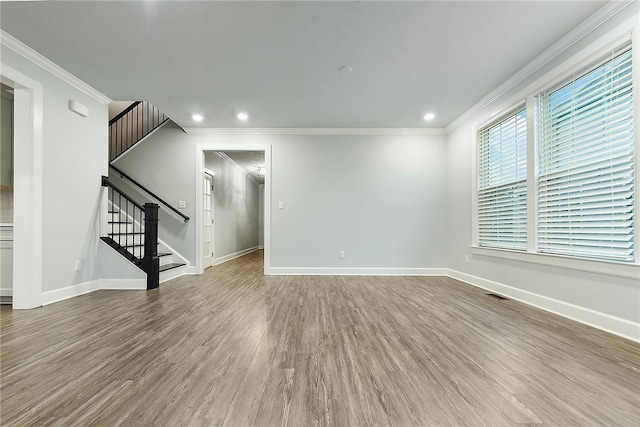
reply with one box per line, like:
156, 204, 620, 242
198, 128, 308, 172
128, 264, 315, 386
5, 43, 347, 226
1, 45, 111, 293
258, 185, 264, 247
111, 122, 196, 263
269, 134, 447, 268
113, 124, 447, 270
204, 152, 260, 261
445, 3, 640, 324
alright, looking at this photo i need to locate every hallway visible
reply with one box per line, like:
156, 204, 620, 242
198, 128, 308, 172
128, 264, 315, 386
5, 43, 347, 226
1, 251, 639, 426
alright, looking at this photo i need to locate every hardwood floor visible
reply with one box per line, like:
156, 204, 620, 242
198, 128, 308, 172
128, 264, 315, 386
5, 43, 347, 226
1, 251, 639, 426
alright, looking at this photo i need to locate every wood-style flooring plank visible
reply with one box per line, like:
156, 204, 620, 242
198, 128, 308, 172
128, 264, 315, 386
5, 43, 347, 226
2, 250, 639, 426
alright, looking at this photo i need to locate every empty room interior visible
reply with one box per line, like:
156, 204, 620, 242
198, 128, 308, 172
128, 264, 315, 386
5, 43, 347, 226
0, 1, 639, 426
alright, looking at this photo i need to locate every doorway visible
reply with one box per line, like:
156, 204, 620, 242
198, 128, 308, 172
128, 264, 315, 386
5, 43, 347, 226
195, 144, 271, 275
1, 65, 44, 309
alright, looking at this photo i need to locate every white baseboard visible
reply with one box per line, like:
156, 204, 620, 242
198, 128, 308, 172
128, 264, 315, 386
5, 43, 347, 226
101, 278, 146, 290
185, 266, 199, 275
270, 267, 448, 276
41, 278, 146, 305
448, 269, 640, 344
215, 246, 259, 265
42, 280, 102, 306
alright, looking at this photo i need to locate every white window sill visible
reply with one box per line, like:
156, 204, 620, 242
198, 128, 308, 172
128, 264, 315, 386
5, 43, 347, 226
470, 246, 640, 280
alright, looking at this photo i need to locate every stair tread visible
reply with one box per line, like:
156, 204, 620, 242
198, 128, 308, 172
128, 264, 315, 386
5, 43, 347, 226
160, 263, 186, 272
157, 252, 172, 257
108, 221, 132, 224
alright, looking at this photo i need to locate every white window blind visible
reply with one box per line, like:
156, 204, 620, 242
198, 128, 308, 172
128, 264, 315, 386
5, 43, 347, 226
478, 107, 528, 250
537, 44, 635, 263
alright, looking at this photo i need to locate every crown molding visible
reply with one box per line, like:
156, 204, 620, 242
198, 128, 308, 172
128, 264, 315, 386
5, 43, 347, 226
445, 0, 635, 133
0, 30, 111, 105
183, 127, 447, 136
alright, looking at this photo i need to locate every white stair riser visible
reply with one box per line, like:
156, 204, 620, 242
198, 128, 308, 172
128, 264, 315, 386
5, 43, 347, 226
160, 265, 187, 283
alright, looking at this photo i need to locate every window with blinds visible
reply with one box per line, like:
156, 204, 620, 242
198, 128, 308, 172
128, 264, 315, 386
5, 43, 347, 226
477, 106, 528, 250
537, 44, 635, 262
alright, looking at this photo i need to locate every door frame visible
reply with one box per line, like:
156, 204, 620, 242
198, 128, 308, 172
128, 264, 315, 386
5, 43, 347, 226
194, 143, 271, 275
1, 64, 44, 309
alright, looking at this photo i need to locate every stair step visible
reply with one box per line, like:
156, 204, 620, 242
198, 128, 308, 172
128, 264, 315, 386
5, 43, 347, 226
108, 232, 143, 236
158, 252, 172, 257
160, 263, 186, 272
108, 221, 132, 224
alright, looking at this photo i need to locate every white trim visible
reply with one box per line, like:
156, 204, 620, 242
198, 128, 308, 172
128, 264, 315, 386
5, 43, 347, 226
270, 267, 448, 276
471, 246, 640, 280
1, 64, 44, 309
214, 246, 259, 265
0, 288, 13, 297
41, 280, 102, 306
184, 127, 447, 136
41, 278, 146, 305
101, 279, 146, 290
446, 0, 635, 133
1, 30, 111, 105
448, 269, 640, 344
185, 266, 199, 275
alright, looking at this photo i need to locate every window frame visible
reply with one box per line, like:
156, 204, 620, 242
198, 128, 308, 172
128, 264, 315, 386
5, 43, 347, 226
471, 34, 640, 279
476, 105, 529, 251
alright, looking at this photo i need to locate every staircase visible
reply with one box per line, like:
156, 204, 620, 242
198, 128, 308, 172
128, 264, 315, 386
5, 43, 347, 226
101, 101, 188, 289
101, 177, 187, 287
109, 101, 168, 162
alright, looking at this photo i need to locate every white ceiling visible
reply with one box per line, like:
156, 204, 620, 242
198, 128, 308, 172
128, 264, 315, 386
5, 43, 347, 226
0, 1, 607, 129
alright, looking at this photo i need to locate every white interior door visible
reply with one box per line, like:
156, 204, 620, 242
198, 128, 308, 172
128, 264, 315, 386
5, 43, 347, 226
203, 173, 214, 268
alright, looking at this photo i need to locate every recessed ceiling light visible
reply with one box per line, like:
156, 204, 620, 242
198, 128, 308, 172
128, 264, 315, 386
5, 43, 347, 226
423, 113, 435, 121
339, 66, 353, 74
237, 112, 249, 121
192, 114, 203, 122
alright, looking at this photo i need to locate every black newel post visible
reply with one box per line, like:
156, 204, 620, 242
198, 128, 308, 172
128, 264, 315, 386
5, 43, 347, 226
143, 203, 160, 290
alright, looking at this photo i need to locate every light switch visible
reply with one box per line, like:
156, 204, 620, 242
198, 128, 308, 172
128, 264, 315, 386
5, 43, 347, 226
279, 202, 284, 209
178, 201, 186, 209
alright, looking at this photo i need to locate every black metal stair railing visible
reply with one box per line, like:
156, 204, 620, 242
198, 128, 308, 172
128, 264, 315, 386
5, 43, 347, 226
101, 176, 160, 289
109, 101, 169, 162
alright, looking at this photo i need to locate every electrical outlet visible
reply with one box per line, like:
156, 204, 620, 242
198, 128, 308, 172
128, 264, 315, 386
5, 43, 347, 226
339, 251, 345, 259
464, 255, 470, 264
75, 260, 82, 271
178, 201, 186, 209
